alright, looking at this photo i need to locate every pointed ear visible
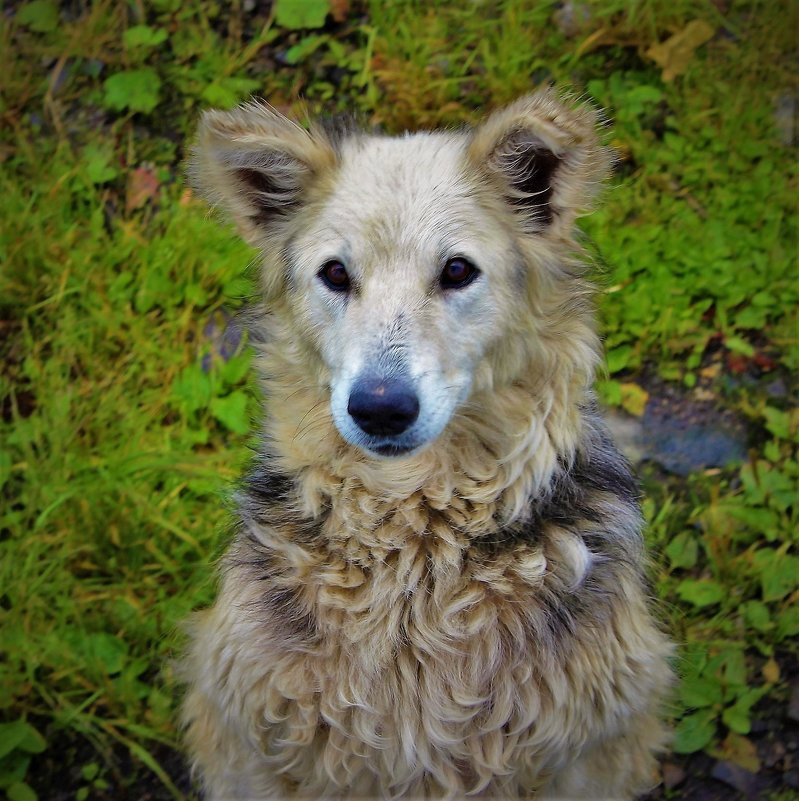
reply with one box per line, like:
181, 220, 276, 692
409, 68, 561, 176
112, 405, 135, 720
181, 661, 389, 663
467, 90, 612, 235
190, 101, 337, 243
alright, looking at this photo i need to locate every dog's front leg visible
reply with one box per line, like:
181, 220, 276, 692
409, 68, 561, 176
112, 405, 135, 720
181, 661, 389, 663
536, 713, 665, 801
181, 607, 292, 801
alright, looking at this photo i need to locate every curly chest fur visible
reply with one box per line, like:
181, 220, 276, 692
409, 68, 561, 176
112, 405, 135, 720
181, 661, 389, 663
186, 460, 669, 799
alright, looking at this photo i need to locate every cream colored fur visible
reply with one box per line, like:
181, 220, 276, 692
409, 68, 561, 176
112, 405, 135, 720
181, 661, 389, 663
180, 90, 673, 800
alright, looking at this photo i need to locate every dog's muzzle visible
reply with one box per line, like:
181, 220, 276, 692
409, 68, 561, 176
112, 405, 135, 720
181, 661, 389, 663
347, 375, 420, 437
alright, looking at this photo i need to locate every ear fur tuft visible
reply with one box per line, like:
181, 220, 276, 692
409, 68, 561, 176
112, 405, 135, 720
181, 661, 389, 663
468, 89, 613, 235
190, 100, 336, 243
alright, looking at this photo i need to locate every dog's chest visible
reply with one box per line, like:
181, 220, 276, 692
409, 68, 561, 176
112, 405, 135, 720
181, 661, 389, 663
254, 542, 597, 792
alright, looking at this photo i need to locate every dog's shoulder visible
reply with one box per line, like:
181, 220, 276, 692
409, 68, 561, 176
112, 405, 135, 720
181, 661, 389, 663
472, 411, 641, 555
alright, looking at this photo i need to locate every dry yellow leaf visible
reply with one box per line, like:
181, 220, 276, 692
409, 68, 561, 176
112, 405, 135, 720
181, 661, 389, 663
620, 383, 649, 417
126, 165, 160, 213
330, 0, 350, 23
646, 20, 715, 81
763, 658, 780, 684
716, 732, 760, 773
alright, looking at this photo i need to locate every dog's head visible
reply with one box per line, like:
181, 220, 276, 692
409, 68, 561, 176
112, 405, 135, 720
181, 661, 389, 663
192, 92, 610, 459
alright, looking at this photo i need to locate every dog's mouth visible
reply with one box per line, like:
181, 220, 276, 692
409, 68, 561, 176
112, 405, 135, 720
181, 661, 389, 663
370, 441, 417, 458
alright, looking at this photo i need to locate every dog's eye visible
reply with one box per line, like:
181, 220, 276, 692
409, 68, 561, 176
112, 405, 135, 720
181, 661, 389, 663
440, 257, 479, 290
319, 260, 350, 292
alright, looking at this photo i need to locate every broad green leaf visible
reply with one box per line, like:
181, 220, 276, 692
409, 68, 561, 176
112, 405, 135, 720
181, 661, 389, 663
777, 606, 799, 640
719, 648, 746, 689
734, 305, 767, 329
123, 25, 168, 49
763, 407, 793, 441
679, 645, 708, 681
676, 579, 725, 608
219, 352, 252, 387
172, 364, 212, 414
595, 379, 622, 407
726, 505, 779, 536
0, 720, 43, 759
286, 34, 328, 64
763, 440, 780, 463
222, 276, 256, 300
665, 531, 698, 569
725, 335, 755, 356
210, 391, 250, 435
185, 428, 210, 446
274, 0, 330, 29
722, 688, 767, 735
7, 783, 38, 801
754, 551, 799, 602
673, 710, 716, 753
83, 145, 118, 184
16, 725, 45, 755
626, 85, 664, 104
606, 345, 632, 374
740, 601, 771, 633
184, 283, 208, 306
80, 762, 100, 781
103, 69, 162, 114
85, 633, 128, 675
16, 1, 58, 32
0, 720, 28, 760
201, 76, 262, 109
679, 675, 722, 709
757, 466, 795, 511
0, 753, 31, 785
134, 269, 173, 313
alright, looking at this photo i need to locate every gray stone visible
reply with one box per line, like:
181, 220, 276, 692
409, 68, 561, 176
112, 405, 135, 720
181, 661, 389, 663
710, 760, 761, 799
661, 761, 687, 789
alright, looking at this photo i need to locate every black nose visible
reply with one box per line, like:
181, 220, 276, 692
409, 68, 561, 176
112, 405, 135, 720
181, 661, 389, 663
347, 376, 420, 437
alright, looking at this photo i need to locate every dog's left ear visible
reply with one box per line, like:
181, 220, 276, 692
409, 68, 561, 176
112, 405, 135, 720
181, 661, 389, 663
468, 90, 612, 236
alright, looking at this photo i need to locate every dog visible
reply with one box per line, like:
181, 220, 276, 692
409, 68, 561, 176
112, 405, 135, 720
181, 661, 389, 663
180, 90, 673, 800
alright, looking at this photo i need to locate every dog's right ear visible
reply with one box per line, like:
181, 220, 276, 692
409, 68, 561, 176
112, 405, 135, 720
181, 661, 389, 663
190, 101, 336, 244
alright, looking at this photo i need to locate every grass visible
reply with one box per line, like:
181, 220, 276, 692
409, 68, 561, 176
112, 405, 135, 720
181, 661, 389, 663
1, 0, 797, 798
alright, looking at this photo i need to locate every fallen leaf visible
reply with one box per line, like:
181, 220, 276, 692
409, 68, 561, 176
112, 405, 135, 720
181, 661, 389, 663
762, 658, 780, 684
646, 20, 715, 81
329, 0, 350, 23
726, 352, 749, 374
126, 166, 160, 212
620, 383, 649, 417
753, 352, 777, 371
715, 732, 760, 772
